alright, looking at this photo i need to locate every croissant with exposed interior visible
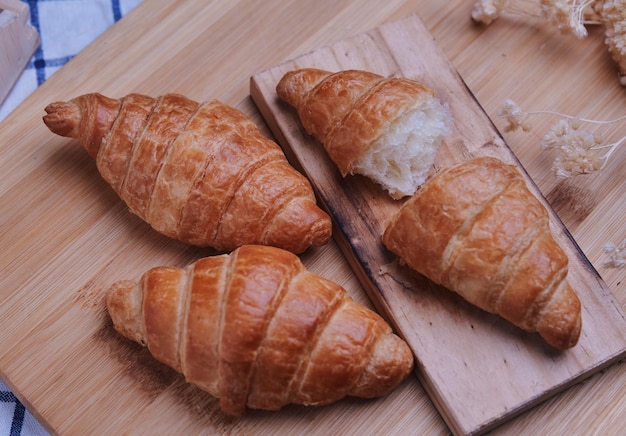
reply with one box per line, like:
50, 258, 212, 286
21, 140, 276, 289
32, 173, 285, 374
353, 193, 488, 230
276, 68, 450, 199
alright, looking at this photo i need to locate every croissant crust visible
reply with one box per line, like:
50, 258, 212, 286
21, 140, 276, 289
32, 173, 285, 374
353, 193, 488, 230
43, 93, 332, 253
106, 245, 414, 415
382, 156, 582, 350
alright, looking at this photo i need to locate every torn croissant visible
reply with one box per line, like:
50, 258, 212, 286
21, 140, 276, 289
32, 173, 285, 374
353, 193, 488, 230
382, 156, 582, 350
43, 93, 331, 253
276, 68, 450, 199
106, 245, 414, 416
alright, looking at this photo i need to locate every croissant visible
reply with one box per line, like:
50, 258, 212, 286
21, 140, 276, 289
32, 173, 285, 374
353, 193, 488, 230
42, 93, 331, 253
106, 244, 414, 416
276, 68, 450, 199
382, 156, 582, 350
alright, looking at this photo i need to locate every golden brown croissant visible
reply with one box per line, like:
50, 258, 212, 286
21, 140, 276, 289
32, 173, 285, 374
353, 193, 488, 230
106, 244, 414, 416
43, 93, 331, 253
276, 68, 450, 199
382, 156, 582, 350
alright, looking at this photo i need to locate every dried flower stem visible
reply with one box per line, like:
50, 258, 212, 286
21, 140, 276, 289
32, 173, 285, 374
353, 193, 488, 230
522, 110, 626, 125
595, 134, 626, 165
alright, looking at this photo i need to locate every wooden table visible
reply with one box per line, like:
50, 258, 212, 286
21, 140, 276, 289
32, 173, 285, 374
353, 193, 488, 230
0, 1, 624, 434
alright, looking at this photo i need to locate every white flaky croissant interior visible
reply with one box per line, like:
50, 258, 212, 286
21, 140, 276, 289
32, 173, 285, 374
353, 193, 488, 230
351, 97, 450, 199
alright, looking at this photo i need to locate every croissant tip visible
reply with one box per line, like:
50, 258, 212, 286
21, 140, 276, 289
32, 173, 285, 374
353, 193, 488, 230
276, 68, 331, 108
310, 216, 333, 246
538, 312, 582, 350
43, 101, 80, 139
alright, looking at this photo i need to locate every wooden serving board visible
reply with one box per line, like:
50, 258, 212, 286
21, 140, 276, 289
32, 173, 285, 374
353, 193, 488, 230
250, 14, 626, 435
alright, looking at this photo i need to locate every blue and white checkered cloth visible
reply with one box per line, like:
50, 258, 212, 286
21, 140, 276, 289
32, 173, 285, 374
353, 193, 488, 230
0, 1, 143, 434
0, 0, 142, 120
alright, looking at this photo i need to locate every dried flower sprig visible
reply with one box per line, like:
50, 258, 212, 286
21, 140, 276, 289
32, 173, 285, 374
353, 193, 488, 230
471, 0, 508, 26
602, 238, 626, 268
499, 99, 625, 178
501, 99, 626, 130
541, 119, 605, 177
500, 99, 533, 132
471, 0, 597, 39
594, 0, 626, 85
541, 0, 596, 38
472, 0, 626, 85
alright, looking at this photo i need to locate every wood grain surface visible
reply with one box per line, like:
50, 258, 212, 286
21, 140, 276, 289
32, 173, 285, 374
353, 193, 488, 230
0, 1, 624, 435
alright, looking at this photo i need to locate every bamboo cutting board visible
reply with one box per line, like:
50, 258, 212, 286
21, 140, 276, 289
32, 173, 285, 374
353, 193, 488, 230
250, 14, 626, 435
0, 1, 625, 435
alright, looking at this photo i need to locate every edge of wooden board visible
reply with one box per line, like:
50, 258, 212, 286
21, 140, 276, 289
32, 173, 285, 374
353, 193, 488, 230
250, 13, 626, 436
